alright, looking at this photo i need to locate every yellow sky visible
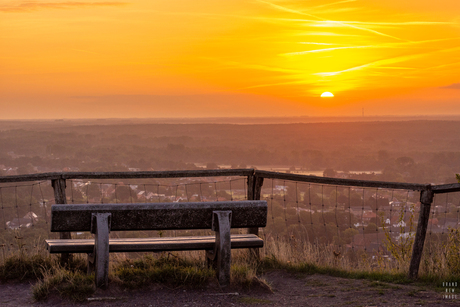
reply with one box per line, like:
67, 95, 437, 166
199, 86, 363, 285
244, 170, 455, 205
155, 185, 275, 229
1, 0, 460, 118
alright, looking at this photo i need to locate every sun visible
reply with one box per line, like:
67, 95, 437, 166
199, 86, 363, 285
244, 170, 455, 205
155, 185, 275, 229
321, 92, 334, 97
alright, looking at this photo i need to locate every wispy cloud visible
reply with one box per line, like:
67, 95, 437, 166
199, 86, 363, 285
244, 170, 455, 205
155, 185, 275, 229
310, 0, 357, 10
314, 46, 460, 77
421, 61, 460, 71
299, 42, 336, 45
441, 83, 460, 89
256, 0, 407, 41
294, 31, 363, 37
346, 21, 457, 26
311, 7, 359, 15
243, 79, 318, 89
281, 37, 460, 56
0, 1, 127, 13
201, 57, 304, 74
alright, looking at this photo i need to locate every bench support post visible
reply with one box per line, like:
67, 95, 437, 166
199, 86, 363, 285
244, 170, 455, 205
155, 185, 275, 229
51, 178, 72, 266
206, 210, 232, 287
89, 213, 111, 289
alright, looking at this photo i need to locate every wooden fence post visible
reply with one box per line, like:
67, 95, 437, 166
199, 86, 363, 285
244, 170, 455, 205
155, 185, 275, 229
247, 172, 264, 259
247, 174, 254, 202
408, 186, 433, 279
51, 178, 72, 266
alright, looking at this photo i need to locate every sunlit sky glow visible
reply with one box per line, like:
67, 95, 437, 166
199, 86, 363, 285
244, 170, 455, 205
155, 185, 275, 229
1, 0, 460, 118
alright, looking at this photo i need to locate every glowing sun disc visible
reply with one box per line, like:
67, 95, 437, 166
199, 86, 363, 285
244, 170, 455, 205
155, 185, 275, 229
321, 92, 334, 97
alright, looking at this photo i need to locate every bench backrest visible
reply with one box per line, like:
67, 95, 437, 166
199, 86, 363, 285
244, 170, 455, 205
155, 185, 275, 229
50, 200, 267, 232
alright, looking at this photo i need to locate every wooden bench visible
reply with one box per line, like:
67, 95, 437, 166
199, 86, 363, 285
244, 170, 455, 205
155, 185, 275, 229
45, 200, 267, 288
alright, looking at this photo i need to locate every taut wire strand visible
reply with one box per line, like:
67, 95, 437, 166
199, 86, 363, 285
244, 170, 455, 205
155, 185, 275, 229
28, 184, 34, 226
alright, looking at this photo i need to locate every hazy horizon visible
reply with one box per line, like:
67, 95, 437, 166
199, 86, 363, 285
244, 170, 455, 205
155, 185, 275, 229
3, 114, 460, 125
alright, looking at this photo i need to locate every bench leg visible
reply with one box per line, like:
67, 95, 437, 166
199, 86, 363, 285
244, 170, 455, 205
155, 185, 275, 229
206, 251, 215, 270
91, 213, 111, 289
210, 211, 232, 287
87, 252, 95, 275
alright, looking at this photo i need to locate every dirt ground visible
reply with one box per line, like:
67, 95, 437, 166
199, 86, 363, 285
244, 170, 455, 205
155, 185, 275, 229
1, 270, 459, 307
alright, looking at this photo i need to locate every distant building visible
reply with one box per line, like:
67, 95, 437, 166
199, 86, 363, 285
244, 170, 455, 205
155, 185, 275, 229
350, 233, 386, 252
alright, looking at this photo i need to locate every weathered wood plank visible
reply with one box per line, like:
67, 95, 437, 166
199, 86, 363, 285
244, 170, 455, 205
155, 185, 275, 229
0, 172, 61, 183
247, 175, 254, 201
248, 176, 264, 235
51, 178, 72, 265
50, 201, 268, 232
46, 234, 264, 253
0, 169, 254, 183
431, 183, 460, 194
61, 169, 254, 179
1, 169, 444, 193
409, 188, 433, 279
254, 170, 429, 191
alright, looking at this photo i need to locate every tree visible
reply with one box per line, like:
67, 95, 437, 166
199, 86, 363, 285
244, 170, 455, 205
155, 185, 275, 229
364, 222, 378, 234
337, 194, 348, 205
396, 156, 415, 168
323, 168, 336, 178
17, 164, 35, 175
206, 162, 219, 169
115, 185, 133, 202
85, 183, 102, 201
342, 228, 359, 244
378, 150, 390, 161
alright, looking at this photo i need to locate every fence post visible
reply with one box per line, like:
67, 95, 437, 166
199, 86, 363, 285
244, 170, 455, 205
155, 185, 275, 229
247, 174, 254, 202
408, 186, 433, 279
51, 177, 72, 266
247, 172, 264, 259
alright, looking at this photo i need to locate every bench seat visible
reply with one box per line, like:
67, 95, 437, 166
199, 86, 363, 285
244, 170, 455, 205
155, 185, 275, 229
46, 234, 263, 253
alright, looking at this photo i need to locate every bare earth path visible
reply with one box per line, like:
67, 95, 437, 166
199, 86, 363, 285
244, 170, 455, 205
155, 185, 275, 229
1, 270, 458, 307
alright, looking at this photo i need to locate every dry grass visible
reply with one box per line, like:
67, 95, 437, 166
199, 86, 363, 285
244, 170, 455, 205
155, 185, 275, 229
33, 267, 94, 301
111, 253, 214, 289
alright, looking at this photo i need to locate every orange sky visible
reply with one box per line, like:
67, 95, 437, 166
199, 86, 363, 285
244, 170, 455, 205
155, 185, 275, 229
1, 0, 460, 118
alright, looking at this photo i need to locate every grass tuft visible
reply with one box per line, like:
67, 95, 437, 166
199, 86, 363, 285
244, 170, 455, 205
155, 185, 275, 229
231, 264, 258, 288
112, 254, 214, 289
32, 268, 94, 301
0, 253, 54, 281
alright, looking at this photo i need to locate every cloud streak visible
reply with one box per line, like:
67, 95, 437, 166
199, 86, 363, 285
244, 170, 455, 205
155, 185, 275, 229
314, 46, 460, 77
441, 83, 460, 89
311, 0, 357, 10
281, 37, 460, 56
0, 1, 127, 13
256, 0, 408, 41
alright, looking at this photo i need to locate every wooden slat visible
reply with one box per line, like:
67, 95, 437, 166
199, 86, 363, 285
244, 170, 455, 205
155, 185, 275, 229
50, 201, 268, 232
0, 169, 253, 183
0, 172, 61, 183
61, 169, 254, 180
254, 170, 429, 191
0, 169, 444, 193
46, 234, 264, 253
432, 183, 460, 194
